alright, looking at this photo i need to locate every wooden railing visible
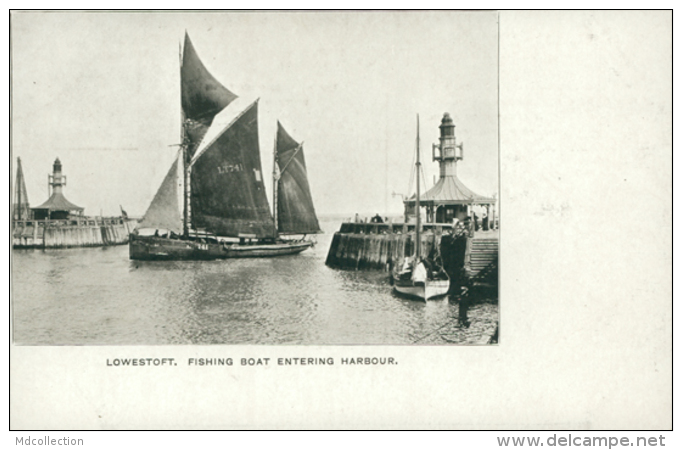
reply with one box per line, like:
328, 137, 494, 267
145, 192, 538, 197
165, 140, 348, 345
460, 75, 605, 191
12, 217, 127, 228
339, 221, 456, 235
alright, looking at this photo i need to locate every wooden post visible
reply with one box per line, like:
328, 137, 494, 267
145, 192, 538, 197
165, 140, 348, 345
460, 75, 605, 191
415, 114, 421, 261
272, 126, 279, 235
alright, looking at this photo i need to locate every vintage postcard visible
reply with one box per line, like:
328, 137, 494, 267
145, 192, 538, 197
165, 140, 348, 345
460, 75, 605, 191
9, 10, 671, 431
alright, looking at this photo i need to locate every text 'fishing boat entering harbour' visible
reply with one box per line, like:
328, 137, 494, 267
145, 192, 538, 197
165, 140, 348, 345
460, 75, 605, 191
129, 32, 321, 260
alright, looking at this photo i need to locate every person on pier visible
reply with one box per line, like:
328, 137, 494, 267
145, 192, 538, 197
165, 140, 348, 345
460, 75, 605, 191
411, 259, 427, 284
398, 256, 415, 280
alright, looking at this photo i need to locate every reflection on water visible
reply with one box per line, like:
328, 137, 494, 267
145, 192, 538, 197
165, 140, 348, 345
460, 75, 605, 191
11, 220, 497, 345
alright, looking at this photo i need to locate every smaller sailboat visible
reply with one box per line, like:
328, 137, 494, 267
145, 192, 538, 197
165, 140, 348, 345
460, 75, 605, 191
392, 115, 450, 300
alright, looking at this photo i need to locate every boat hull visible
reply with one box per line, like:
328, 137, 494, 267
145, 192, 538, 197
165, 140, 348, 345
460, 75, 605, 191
129, 234, 314, 260
393, 278, 450, 301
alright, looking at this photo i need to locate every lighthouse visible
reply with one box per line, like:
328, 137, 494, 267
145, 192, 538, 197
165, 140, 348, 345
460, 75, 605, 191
32, 158, 84, 220
403, 113, 495, 225
433, 112, 464, 177
49, 158, 65, 195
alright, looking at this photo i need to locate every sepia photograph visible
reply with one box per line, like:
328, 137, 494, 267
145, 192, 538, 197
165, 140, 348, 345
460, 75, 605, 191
11, 11, 499, 346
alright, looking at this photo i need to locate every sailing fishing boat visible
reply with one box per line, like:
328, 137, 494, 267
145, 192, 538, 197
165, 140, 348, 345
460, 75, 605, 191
129, 32, 320, 261
392, 116, 450, 300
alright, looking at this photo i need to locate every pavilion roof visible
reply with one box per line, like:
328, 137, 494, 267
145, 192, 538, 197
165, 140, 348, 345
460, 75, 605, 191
32, 192, 84, 211
405, 175, 495, 205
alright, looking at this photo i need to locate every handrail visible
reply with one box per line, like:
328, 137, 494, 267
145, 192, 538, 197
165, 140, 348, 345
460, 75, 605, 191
12, 216, 128, 227
339, 221, 455, 235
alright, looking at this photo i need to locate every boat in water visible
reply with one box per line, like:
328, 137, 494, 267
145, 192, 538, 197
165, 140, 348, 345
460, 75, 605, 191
129, 33, 321, 261
391, 116, 450, 300
393, 261, 450, 300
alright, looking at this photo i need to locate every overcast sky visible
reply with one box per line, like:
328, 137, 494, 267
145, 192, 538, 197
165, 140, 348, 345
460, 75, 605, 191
11, 11, 498, 217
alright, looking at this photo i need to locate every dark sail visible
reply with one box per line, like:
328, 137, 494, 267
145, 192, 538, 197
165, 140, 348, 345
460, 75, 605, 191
181, 32, 238, 158
190, 101, 275, 238
136, 156, 183, 233
12, 157, 31, 220
275, 122, 321, 234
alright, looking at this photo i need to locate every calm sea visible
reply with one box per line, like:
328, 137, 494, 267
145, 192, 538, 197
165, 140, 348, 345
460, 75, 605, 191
11, 219, 497, 345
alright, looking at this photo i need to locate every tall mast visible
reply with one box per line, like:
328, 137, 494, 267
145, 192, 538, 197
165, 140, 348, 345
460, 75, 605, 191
16, 158, 22, 220
180, 41, 190, 238
182, 121, 190, 238
415, 114, 421, 260
272, 126, 279, 236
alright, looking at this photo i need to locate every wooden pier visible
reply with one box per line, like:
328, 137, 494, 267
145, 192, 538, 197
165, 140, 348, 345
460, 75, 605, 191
12, 217, 136, 249
325, 221, 498, 286
325, 222, 453, 271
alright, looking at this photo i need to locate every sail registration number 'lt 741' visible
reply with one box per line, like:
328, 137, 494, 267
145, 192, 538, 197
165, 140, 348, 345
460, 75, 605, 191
196, 243, 208, 251
217, 163, 243, 174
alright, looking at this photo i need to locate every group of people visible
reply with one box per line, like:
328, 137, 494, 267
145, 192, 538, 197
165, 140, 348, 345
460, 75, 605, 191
153, 229, 179, 239
472, 211, 490, 231
353, 213, 387, 224
396, 251, 448, 284
397, 256, 428, 283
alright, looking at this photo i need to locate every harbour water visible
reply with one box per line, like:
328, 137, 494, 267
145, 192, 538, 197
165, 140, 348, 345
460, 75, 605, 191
11, 219, 497, 346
